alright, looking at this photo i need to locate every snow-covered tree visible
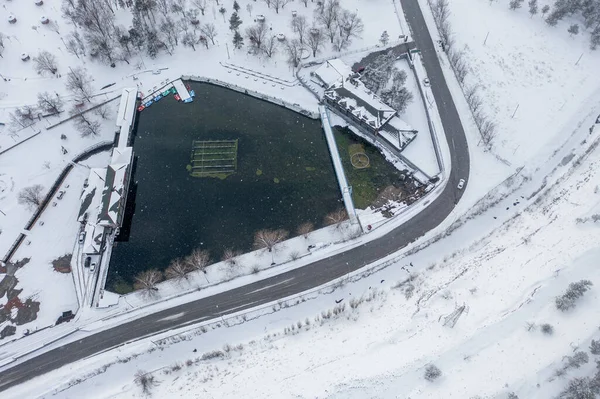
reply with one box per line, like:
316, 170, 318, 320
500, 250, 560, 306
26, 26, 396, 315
232, 30, 244, 49
380, 30, 390, 46
219, 6, 227, 22
424, 364, 442, 381
246, 22, 268, 52
291, 15, 308, 44
339, 10, 364, 41
66, 67, 94, 103
73, 112, 102, 137
229, 12, 243, 31
37, 92, 63, 114
316, 0, 340, 43
246, 3, 253, 15
65, 31, 86, 59
558, 377, 595, 399
541, 4, 550, 16
263, 35, 278, 57
254, 229, 289, 252
18, 185, 44, 209
170, 0, 188, 18
590, 339, 600, 355
284, 39, 303, 67
272, 0, 291, 14
592, 27, 600, 50
33, 51, 59, 75
509, 0, 524, 10
568, 23, 580, 36
233, 0, 240, 12
200, 23, 218, 45
528, 0, 538, 17
222, 248, 242, 266
134, 370, 159, 396
192, 0, 208, 15
182, 31, 199, 50
555, 280, 593, 311
306, 27, 324, 57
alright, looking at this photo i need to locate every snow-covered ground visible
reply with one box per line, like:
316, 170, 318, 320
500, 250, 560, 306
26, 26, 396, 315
423, 0, 600, 167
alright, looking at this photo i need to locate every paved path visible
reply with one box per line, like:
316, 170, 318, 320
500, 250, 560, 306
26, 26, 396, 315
0, 0, 470, 392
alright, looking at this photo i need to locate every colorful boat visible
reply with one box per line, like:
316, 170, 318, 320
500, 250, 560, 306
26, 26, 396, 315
174, 93, 181, 101
183, 97, 193, 103
143, 99, 154, 107
137, 105, 145, 112
189, 89, 196, 98
154, 94, 163, 101
162, 89, 171, 96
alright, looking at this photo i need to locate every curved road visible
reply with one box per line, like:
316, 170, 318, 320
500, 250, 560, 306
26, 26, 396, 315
0, 1, 470, 393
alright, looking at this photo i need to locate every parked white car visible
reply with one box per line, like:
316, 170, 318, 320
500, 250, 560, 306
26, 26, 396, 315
457, 179, 466, 190
423, 78, 431, 87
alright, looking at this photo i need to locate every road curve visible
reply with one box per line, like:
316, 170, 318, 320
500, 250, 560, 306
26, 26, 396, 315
0, 1, 470, 393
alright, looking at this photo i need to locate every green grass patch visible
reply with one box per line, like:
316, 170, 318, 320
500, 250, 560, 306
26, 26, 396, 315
110, 276, 134, 295
333, 127, 407, 209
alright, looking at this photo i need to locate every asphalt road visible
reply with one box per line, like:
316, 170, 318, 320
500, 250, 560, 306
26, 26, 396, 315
0, 1, 470, 393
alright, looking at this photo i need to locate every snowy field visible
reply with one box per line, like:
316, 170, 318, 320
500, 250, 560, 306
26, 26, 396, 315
422, 0, 600, 167
7, 96, 600, 399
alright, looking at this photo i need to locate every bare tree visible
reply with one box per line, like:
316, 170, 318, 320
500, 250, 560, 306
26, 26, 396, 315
246, 22, 268, 52
65, 31, 86, 59
18, 185, 45, 209
37, 92, 63, 114
333, 33, 351, 52
185, 249, 211, 273
300, 0, 308, 7
160, 17, 179, 52
306, 27, 324, 57
246, 3, 253, 15
133, 269, 164, 293
254, 229, 289, 252
192, 0, 208, 15
66, 67, 94, 102
165, 258, 191, 283
263, 35, 278, 57
170, 0, 188, 18
222, 248, 242, 266
73, 112, 102, 137
94, 105, 110, 119
200, 23, 218, 45
182, 31, 199, 50
284, 39, 303, 67
316, 0, 340, 43
297, 222, 314, 239
33, 51, 59, 75
324, 208, 348, 226
291, 15, 308, 44
10, 106, 36, 129
339, 10, 363, 41
272, 0, 291, 14
134, 370, 159, 396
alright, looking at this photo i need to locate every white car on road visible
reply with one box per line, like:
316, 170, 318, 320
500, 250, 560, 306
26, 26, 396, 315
457, 179, 466, 190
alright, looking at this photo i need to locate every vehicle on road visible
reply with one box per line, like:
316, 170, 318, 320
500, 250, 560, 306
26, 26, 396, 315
423, 78, 430, 87
90, 262, 97, 272
78, 232, 85, 243
57, 191, 65, 200
84, 257, 91, 268
457, 178, 466, 190
83, 178, 89, 188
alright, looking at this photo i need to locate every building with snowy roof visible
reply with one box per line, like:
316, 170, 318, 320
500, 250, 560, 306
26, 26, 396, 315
97, 146, 133, 229
313, 59, 417, 150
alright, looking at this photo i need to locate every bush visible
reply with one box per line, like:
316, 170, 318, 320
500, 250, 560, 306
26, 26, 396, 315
507, 393, 519, 399
563, 351, 589, 371
541, 323, 554, 335
201, 350, 225, 360
558, 377, 594, 399
555, 280, 593, 311
424, 364, 442, 381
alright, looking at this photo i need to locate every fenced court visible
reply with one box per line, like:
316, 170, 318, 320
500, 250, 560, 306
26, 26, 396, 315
189, 139, 238, 179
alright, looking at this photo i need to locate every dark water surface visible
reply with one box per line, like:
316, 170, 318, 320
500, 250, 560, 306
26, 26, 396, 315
107, 82, 341, 292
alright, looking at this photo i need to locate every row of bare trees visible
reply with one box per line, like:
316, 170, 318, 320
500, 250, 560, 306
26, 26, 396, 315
429, 0, 497, 149
133, 208, 349, 294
